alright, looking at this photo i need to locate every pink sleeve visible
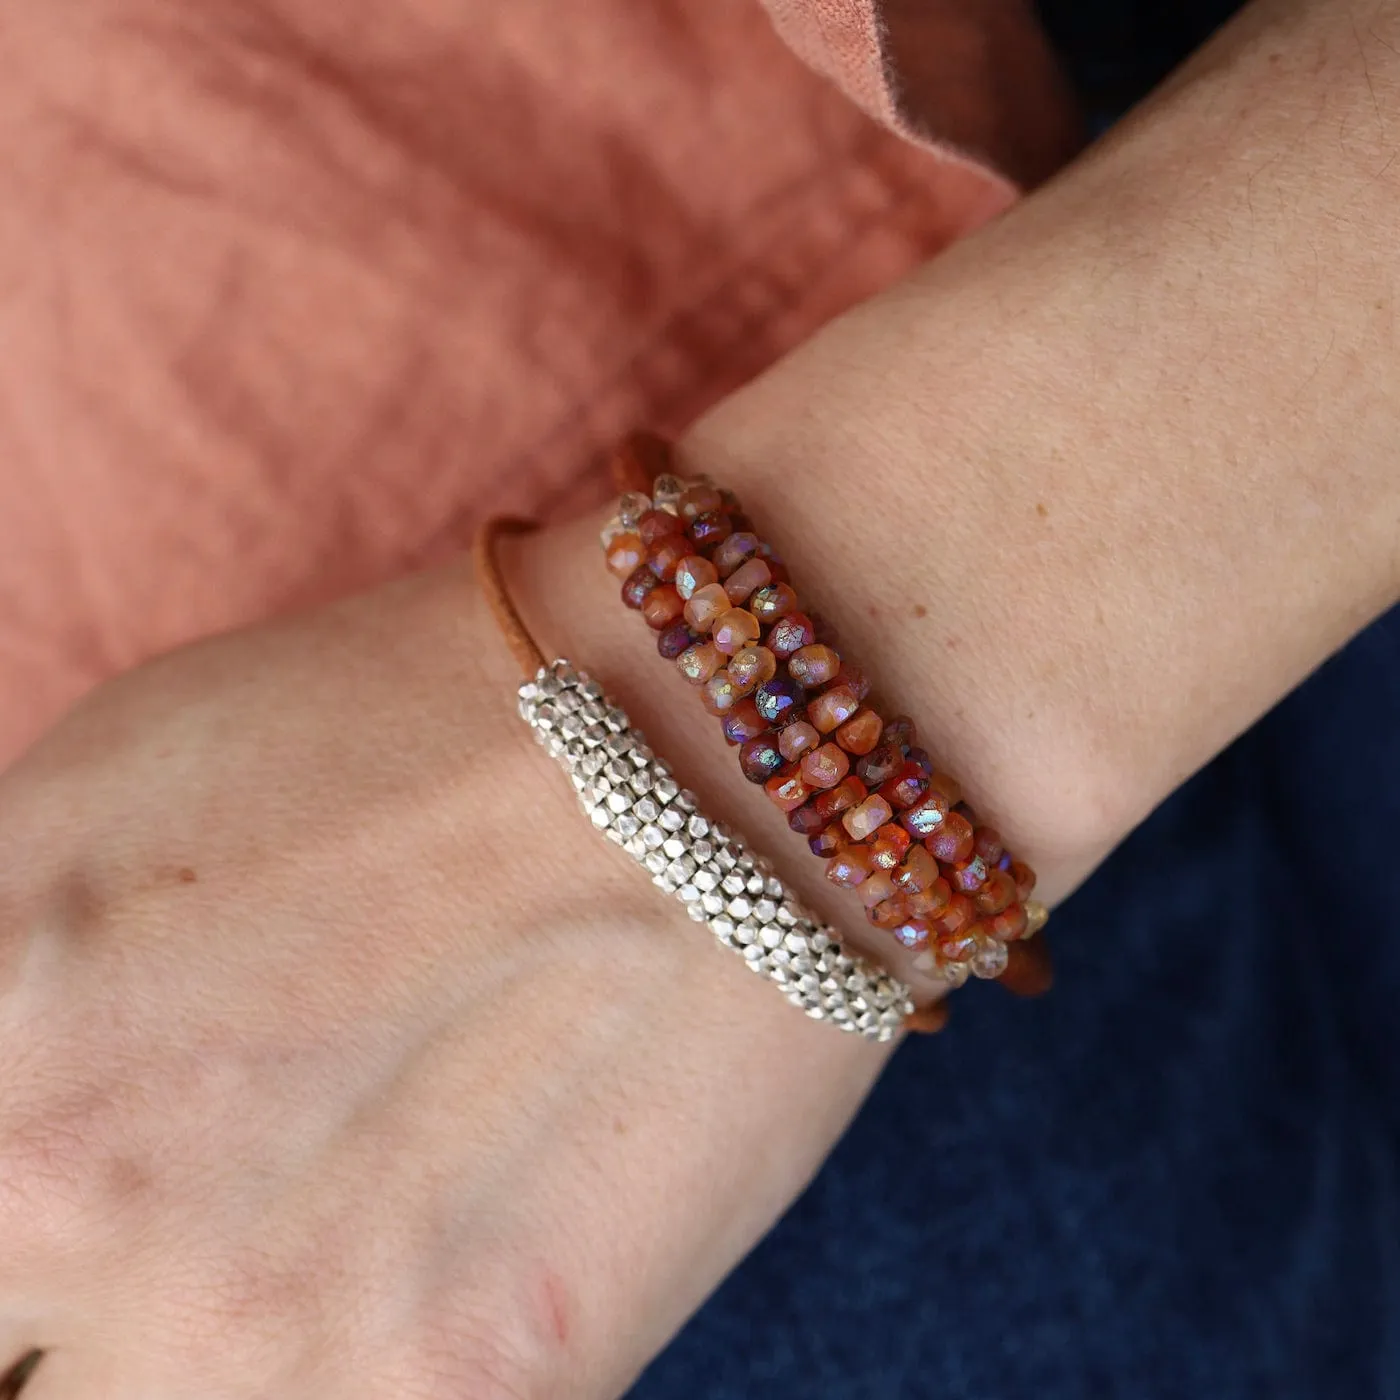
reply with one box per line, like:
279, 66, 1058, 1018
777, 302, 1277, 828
759, 0, 1080, 188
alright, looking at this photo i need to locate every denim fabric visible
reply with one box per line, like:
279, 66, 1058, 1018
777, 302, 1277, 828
632, 603, 1400, 1398
632, 11, 1400, 1394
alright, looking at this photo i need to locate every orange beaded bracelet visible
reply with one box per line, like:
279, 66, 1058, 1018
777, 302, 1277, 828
602, 433, 1051, 996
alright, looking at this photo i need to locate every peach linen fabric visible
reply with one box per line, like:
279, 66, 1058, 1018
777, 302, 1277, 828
0, 0, 1075, 764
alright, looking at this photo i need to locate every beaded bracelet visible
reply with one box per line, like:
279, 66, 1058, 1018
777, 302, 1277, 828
601, 434, 1050, 995
475, 518, 924, 1041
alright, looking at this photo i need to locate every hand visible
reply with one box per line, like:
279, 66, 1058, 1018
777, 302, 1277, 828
0, 563, 890, 1399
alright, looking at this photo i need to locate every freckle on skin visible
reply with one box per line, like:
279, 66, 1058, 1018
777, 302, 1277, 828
612, 1117, 627, 1135
1036, 503, 1049, 519
542, 1271, 569, 1346
946, 636, 960, 650
912, 604, 928, 619
178, 868, 198, 884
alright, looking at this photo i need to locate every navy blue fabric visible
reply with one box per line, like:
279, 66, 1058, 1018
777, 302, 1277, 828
632, 603, 1400, 1398
632, 12, 1400, 1394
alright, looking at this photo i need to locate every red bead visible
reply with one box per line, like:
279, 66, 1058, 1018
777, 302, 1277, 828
788, 800, 830, 837
641, 584, 685, 630
687, 511, 733, 550
765, 766, 814, 813
605, 532, 646, 579
808, 684, 861, 734
855, 743, 903, 787
835, 662, 871, 702
1010, 859, 1037, 902
834, 708, 883, 755
905, 877, 952, 917
656, 621, 695, 659
948, 856, 990, 895
679, 482, 723, 521
926, 812, 975, 864
882, 716, 916, 752
811, 775, 867, 823
647, 535, 690, 581
750, 583, 798, 624
826, 845, 875, 888
929, 892, 975, 938
809, 823, 846, 859
900, 791, 953, 839
973, 868, 1016, 916
789, 644, 842, 689
739, 733, 786, 784
988, 902, 1030, 942
712, 531, 760, 576
879, 760, 931, 811
621, 566, 660, 610
768, 613, 816, 659
973, 827, 1005, 865
800, 742, 850, 789
906, 747, 934, 777
722, 699, 769, 745
754, 677, 804, 727
638, 508, 684, 545
869, 823, 912, 870
842, 793, 893, 841
893, 844, 941, 894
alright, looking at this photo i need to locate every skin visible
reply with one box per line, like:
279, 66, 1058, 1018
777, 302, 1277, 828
2, 0, 1399, 1395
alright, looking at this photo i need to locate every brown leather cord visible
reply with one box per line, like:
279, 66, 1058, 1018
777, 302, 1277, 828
473, 516, 547, 679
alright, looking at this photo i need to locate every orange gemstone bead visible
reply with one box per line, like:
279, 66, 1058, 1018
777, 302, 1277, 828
723, 558, 772, 605
936, 929, 980, 963
842, 793, 893, 842
647, 535, 690, 582
834, 708, 883, 755
722, 698, 769, 745
638, 508, 684, 545
676, 640, 723, 685
868, 897, 911, 930
768, 613, 816, 659
712, 608, 761, 655
621, 566, 660, 610
701, 670, 742, 715
900, 791, 952, 839
765, 766, 814, 813
641, 585, 685, 630
905, 877, 952, 917
926, 812, 975, 864
880, 760, 931, 811
778, 721, 821, 761
606, 532, 646, 579
826, 845, 875, 888
948, 856, 990, 895
801, 742, 850, 790
987, 902, 1030, 942
750, 583, 799, 624
929, 892, 975, 938
891, 916, 932, 950
713, 531, 760, 576
973, 826, 1005, 865
679, 482, 723, 520
973, 868, 1017, 916
788, 644, 842, 689
857, 869, 898, 910
808, 684, 861, 734
893, 844, 941, 894
683, 582, 730, 632
811, 775, 867, 823
869, 823, 912, 870
809, 823, 846, 859
674, 555, 718, 600
727, 645, 777, 694
1010, 859, 1037, 902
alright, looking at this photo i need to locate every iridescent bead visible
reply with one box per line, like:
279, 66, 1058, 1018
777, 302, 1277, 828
750, 583, 798, 624
969, 937, 1010, 980
683, 583, 731, 632
722, 699, 768, 745
712, 608, 761, 655
712, 531, 760, 576
676, 640, 723, 685
834, 708, 883, 755
1010, 860, 1037, 902
778, 720, 820, 761
678, 482, 723, 521
929, 893, 975, 938
800, 742, 850, 790
638, 508, 684, 546
905, 877, 952, 917
687, 511, 733, 550
1024, 900, 1049, 936
868, 897, 911, 931
617, 491, 651, 528
605, 532, 646, 579
674, 555, 719, 600
809, 823, 846, 859
651, 473, 685, 509
641, 584, 685, 630
739, 733, 786, 784
727, 645, 777, 694
842, 793, 893, 842
882, 716, 916, 753
856, 869, 898, 910
926, 812, 975, 864
656, 621, 695, 660
826, 845, 875, 888
973, 869, 1016, 916
811, 775, 866, 823
936, 930, 979, 964
835, 662, 871, 702
936, 959, 972, 990
906, 747, 934, 777
893, 844, 941, 894
854, 743, 903, 787
621, 566, 660, 610
787, 801, 829, 837
754, 676, 803, 726
765, 766, 814, 813
869, 823, 912, 870
808, 684, 860, 734
891, 917, 932, 950
986, 901, 1029, 942
900, 791, 952, 840
880, 760, 931, 811
788, 644, 842, 689
767, 613, 816, 659
722, 557, 772, 605
647, 534, 690, 582
973, 826, 1005, 865
948, 856, 990, 895
701, 670, 742, 716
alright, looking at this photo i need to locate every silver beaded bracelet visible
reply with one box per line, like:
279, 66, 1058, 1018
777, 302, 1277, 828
518, 661, 914, 1042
